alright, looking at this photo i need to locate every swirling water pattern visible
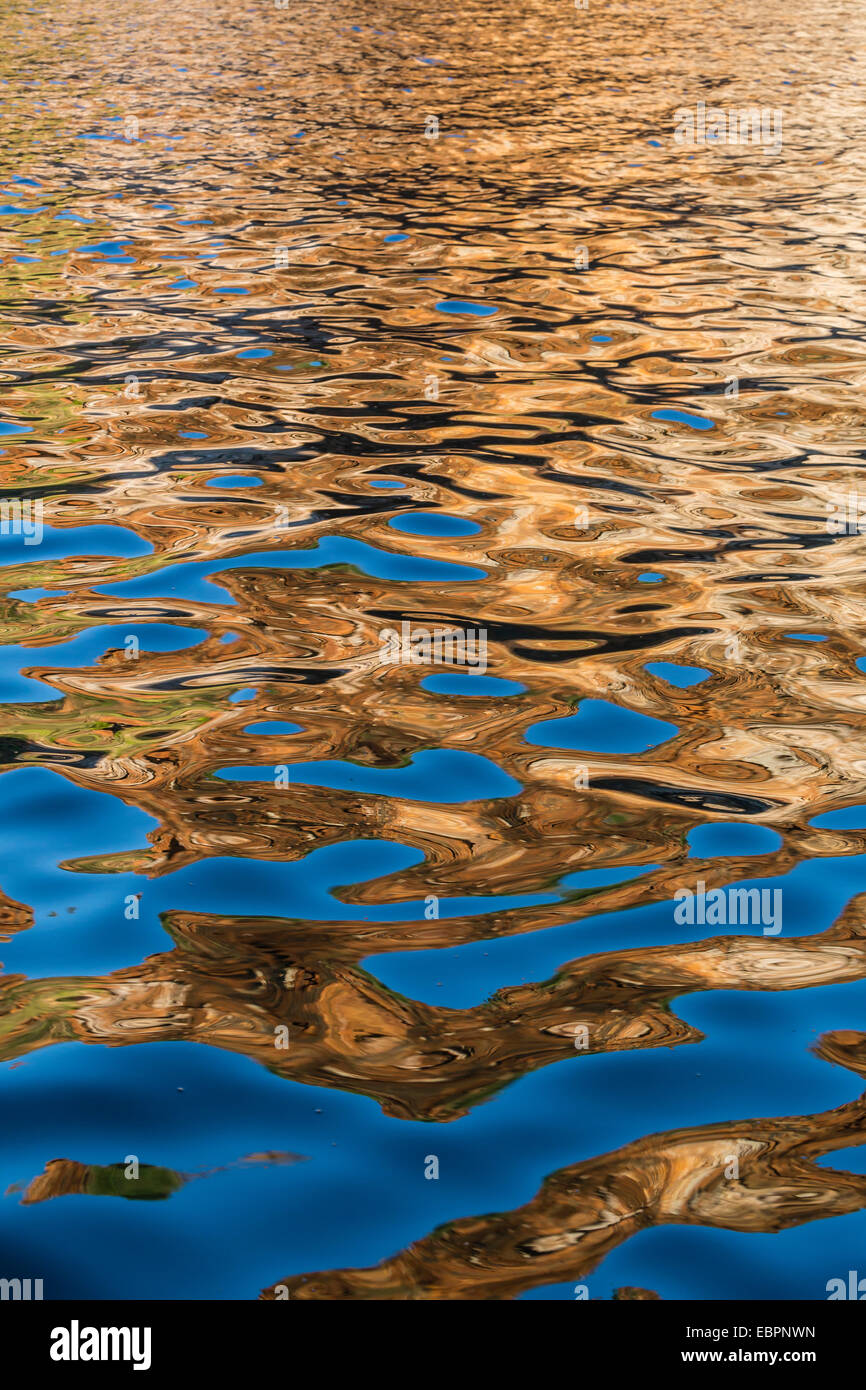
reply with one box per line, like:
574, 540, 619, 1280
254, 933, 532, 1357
1, 0, 866, 1299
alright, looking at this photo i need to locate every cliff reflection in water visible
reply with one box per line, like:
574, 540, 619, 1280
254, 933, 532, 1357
4, 897, 866, 1124
262, 1030, 866, 1301
0, 0, 865, 1299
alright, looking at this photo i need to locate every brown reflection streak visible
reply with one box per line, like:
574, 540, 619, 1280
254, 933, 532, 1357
3, 897, 866, 1123
8, 1151, 307, 1204
261, 1032, 866, 1300
0, 0, 864, 1303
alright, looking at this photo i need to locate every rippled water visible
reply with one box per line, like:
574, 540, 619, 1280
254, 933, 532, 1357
2, 0, 866, 1301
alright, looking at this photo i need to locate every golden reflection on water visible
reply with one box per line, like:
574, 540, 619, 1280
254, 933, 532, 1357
262, 1023, 866, 1301
1, 0, 866, 1298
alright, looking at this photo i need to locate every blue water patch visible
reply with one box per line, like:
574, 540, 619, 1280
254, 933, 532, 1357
242, 721, 304, 735
7, 587, 69, 601
651, 408, 715, 431
229, 688, 257, 703
387, 511, 480, 538
81, 240, 133, 259
368, 866, 656, 1008
816, 1144, 866, 1176
0, 420, 33, 434
591, 335, 612, 343
178, 431, 208, 439
0, 522, 152, 564
517, 980, 866, 1298
687, 821, 783, 857
384, 233, 408, 243
205, 475, 263, 488
0, 623, 208, 702
809, 805, 866, 830
1, 203, 47, 216
168, 278, 197, 289
0, 814, 428, 979
0, 769, 162, 975
531, 1205, 866, 1300
4, 968, 862, 1300
560, 862, 657, 894
421, 673, 526, 697
644, 661, 710, 687
638, 571, 665, 583
368, 479, 406, 489
237, 348, 273, 359
273, 849, 866, 955
434, 299, 498, 316
217, 750, 520, 804
98, 538, 486, 602
525, 700, 677, 754
787, 632, 826, 642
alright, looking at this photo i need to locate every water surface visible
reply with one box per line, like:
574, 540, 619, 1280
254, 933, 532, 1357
1, 0, 866, 1302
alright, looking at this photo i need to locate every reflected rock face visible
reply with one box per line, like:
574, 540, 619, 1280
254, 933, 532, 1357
9, 1151, 307, 1205
264, 1031, 866, 1300
3, 899, 866, 1127
16, 1160, 184, 1204
0, 0, 864, 1302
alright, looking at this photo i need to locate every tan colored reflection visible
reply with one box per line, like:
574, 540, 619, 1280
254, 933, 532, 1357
7, 1150, 307, 1204
261, 1031, 866, 1300
0, 0, 864, 1306
3, 895, 866, 1123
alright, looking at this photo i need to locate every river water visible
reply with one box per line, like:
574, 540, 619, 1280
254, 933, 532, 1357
2, 0, 866, 1299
